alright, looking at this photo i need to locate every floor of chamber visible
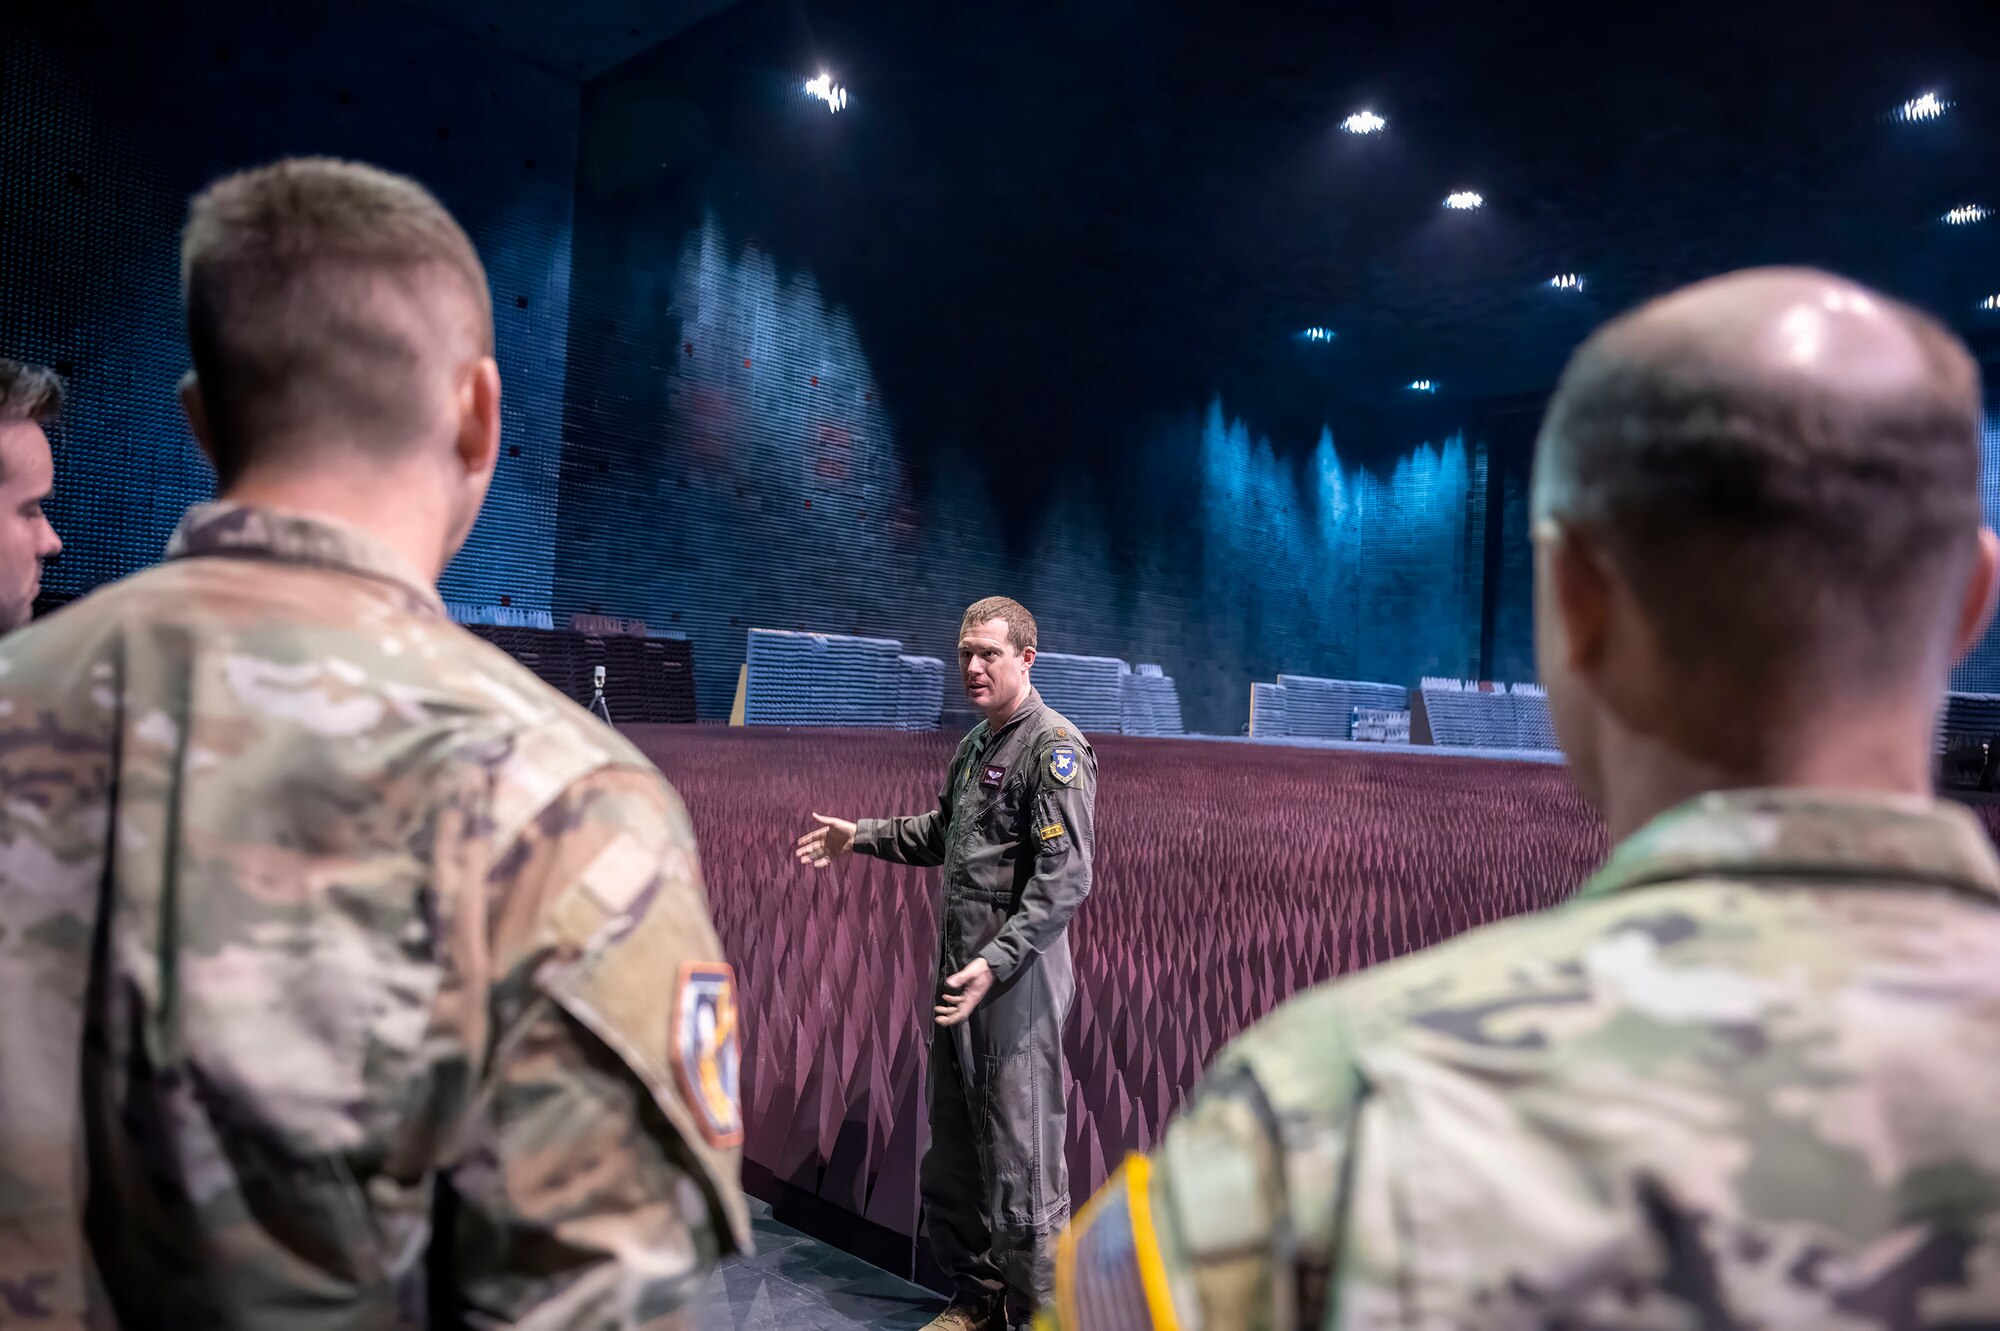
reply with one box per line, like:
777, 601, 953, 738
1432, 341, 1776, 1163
697, 1198, 943, 1331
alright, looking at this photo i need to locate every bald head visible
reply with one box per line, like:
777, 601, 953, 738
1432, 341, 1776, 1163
1535, 268, 1984, 702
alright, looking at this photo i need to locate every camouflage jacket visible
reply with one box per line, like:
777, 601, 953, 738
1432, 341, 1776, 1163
1044, 789, 2000, 1330
0, 503, 749, 1330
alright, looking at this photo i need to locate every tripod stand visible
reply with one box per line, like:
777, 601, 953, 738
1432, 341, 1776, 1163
589, 664, 614, 726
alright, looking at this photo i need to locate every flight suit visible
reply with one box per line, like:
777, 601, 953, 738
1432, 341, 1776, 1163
1042, 789, 2000, 1330
856, 688, 1099, 1319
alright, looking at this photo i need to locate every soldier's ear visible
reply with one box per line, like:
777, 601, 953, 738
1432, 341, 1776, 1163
1953, 528, 2000, 664
178, 371, 218, 470
1021, 645, 1036, 669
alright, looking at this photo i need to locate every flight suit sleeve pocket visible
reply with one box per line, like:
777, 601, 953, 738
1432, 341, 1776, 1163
1032, 793, 1074, 858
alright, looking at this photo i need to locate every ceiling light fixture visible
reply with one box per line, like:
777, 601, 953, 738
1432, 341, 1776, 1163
804, 73, 848, 113
1945, 205, 1989, 226
1342, 110, 1386, 135
1549, 273, 1583, 291
1983, 295, 2000, 311
1407, 379, 1438, 393
1444, 191, 1483, 211
1899, 92, 1949, 122
1300, 327, 1337, 342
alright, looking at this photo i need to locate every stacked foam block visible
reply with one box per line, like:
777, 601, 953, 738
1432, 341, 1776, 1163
744, 628, 908, 727
1118, 665, 1185, 738
896, 656, 947, 732
1510, 683, 1558, 750
635, 728, 1603, 1271
462, 620, 698, 724
445, 601, 557, 630
1420, 678, 1559, 751
1941, 692, 2000, 749
1248, 675, 1408, 740
1032, 652, 1131, 732
1249, 681, 1288, 737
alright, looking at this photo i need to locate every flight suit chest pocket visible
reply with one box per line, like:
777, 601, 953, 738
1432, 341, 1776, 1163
977, 779, 1027, 840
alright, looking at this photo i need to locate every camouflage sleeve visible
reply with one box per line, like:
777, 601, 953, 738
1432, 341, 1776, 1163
1038, 995, 1367, 1331
978, 736, 1096, 983
446, 765, 750, 1330
853, 742, 963, 867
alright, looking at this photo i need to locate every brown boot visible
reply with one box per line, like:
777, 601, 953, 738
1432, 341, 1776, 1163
921, 1302, 1007, 1331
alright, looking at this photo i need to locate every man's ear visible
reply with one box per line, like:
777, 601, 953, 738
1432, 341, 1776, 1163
454, 355, 502, 481
1544, 520, 1612, 679
1953, 527, 2000, 663
178, 371, 220, 472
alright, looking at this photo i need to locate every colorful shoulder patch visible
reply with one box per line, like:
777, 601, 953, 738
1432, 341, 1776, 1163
1055, 1154, 1183, 1330
671, 961, 743, 1147
1049, 744, 1080, 786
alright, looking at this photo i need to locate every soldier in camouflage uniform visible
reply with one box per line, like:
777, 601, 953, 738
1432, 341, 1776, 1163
0, 358, 66, 632
798, 596, 1098, 1331
0, 158, 747, 1328
1040, 268, 2000, 1329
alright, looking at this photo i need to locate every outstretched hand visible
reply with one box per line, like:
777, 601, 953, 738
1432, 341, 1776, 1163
935, 958, 994, 1027
794, 813, 857, 868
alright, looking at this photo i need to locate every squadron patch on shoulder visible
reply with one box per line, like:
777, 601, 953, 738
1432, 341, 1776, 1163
1056, 1154, 1182, 1330
1049, 744, 1080, 786
671, 962, 743, 1147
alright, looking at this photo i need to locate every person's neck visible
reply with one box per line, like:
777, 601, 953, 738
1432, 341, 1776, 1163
1597, 706, 1937, 844
980, 680, 1035, 730
223, 468, 452, 587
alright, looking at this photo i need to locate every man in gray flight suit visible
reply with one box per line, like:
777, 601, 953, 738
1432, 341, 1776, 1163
797, 595, 1098, 1331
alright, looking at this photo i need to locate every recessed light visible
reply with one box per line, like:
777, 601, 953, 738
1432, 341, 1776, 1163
1899, 92, 1950, 122
804, 74, 848, 113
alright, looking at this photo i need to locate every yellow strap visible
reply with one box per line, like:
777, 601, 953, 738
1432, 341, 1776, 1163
1126, 1154, 1184, 1331
1055, 1154, 1183, 1330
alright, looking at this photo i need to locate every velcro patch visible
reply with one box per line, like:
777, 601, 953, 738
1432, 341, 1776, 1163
981, 764, 1007, 789
1056, 1155, 1182, 1330
579, 833, 658, 917
1040, 823, 1067, 841
671, 962, 743, 1147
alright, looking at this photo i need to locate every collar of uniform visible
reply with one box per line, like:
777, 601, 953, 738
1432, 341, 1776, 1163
1577, 787, 2000, 904
990, 687, 1045, 740
971, 688, 1045, 754
165, 502, 445, 616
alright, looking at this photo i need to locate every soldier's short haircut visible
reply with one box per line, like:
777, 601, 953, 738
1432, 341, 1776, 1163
0, 359, 64, 425
1535, 280, 1983, 694
181, 157, 492, 485
962, 596, 1038, 654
